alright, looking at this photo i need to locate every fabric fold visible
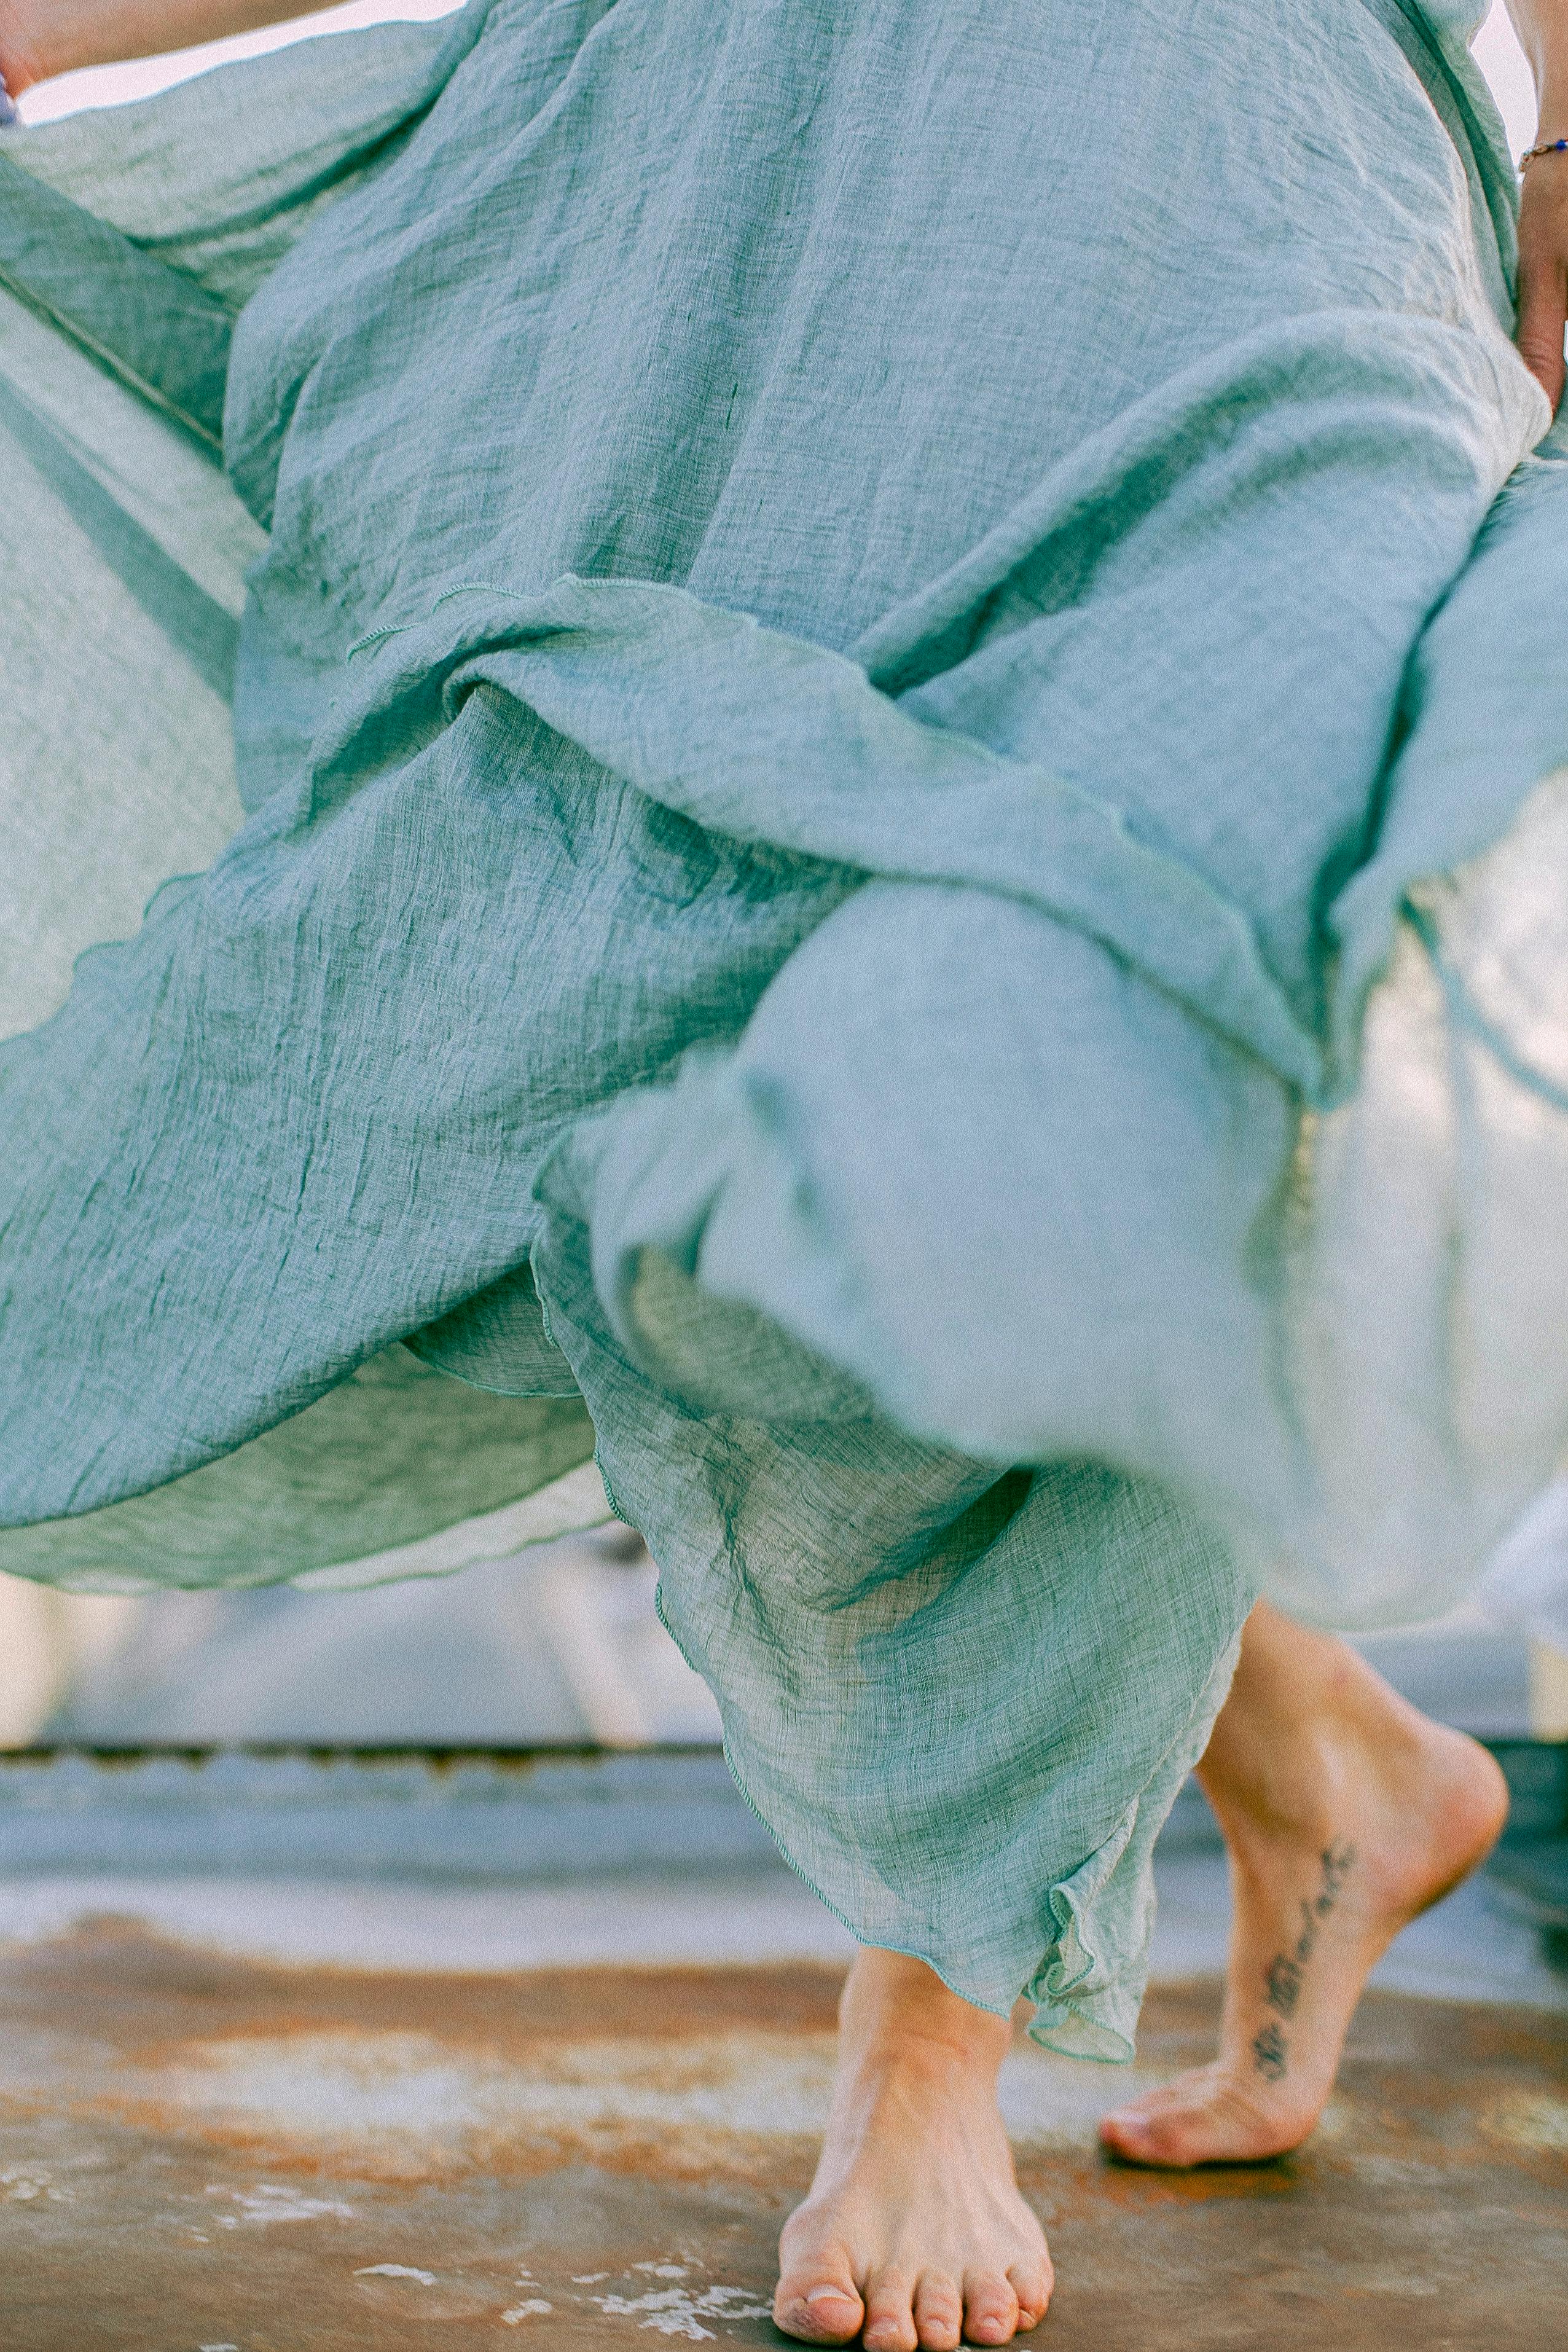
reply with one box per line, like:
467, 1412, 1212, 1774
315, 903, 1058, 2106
339, 574, 1325, 1090
0, 152, 233, 444
5, 0, 1568, 2038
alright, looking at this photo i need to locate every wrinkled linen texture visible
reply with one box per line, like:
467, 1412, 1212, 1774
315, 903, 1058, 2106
3, 0, 1567, 2049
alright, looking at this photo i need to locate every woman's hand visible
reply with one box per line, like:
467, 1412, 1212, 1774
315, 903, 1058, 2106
0, 0, 48, 95
1509, 4, 1568, 407
1516, 150, 1568, 410
1, 0, 331, 95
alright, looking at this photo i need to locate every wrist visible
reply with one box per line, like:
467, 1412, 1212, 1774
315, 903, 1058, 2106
1521, 88, 1568, 171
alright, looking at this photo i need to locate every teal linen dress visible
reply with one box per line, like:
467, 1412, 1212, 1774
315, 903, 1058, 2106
2, 0, 1566, 2050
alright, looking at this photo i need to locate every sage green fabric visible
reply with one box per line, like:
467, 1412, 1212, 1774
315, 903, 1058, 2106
0, 15, 603, 1594
3, 0, 1568, 2046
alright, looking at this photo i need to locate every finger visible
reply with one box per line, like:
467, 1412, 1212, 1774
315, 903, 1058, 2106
1515, 252, 1567, 412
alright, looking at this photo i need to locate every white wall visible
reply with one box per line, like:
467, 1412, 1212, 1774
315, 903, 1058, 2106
1475, 2, 1537, 155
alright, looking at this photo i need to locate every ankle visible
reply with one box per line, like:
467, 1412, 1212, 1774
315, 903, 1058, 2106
1197, 1720, 1350, 1843
1198, 1626, 1446, 1837
848, 2016, 1007, 2092
841, 1950, 1011, 2076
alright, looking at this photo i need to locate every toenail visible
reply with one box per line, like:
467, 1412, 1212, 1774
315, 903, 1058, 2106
806, 2286, 856, 2305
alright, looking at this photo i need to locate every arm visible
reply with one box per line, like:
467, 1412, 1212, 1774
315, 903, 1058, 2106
1507, 1, 1568, 406
0, 0, 329, 94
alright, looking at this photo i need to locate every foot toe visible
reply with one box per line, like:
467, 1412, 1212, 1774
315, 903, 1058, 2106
1007, 2258, 1053, 2332
1099, 2104, 1161, 2160
961, 2270, 1019, 2344
862, 2274, 920, 2352
1097, 2069, 1214, 2154
911, 2270, 964, 2350
772, 2275, 866, 2345
1100, 2099, 1211, 2166
1100, 2079, 1300, 2168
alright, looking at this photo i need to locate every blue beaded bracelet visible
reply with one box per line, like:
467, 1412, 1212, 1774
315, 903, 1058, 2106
1521, 135, 1568, 170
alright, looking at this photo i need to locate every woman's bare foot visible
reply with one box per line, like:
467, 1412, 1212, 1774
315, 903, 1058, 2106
1099, 1600, 1509, 2168
774, 1949, 1052, 2349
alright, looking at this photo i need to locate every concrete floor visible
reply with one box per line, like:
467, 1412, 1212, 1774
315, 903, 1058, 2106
4, 15, 1562, 2340
0, 1925, 1564, 2351
0, 1797, 1564, 2352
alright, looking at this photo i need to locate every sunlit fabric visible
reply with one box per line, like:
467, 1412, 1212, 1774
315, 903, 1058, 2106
1, 0, 1565, 2047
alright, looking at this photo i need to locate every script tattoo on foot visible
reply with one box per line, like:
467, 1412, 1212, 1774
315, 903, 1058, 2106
1250, 1840, 1357, 2083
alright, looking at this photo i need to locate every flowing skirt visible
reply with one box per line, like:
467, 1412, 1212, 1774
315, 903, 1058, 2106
1, 0, 1564, 2048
